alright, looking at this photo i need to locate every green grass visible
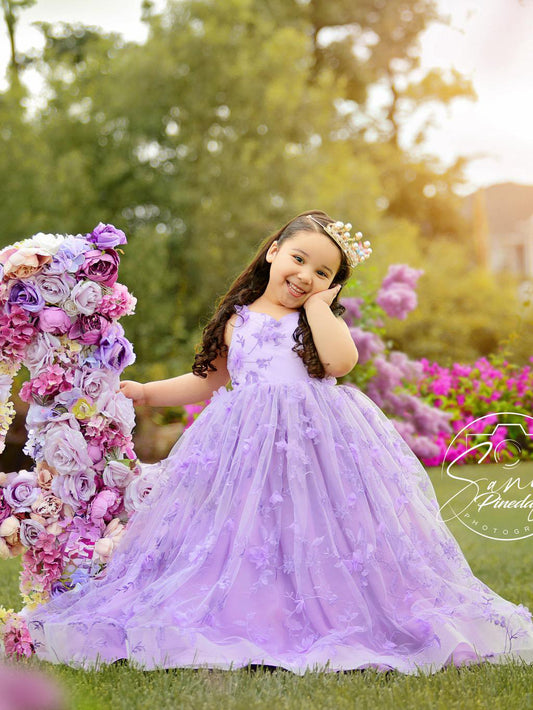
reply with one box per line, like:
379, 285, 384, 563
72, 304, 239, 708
2, 464, 533, 710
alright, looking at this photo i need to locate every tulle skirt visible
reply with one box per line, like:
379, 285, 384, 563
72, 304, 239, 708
24, 380, 533, 674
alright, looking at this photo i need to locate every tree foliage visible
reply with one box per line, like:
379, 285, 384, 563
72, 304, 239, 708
0, 0, 525, 380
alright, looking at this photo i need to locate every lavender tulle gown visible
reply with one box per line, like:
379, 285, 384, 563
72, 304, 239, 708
25, 304, 533, 674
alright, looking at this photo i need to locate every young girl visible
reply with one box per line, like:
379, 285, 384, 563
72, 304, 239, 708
24, 210, 533, 675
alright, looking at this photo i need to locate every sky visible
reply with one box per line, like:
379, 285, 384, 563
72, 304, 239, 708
1, 0, 532, 196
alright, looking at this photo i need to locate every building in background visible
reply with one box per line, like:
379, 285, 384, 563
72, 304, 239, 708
463, 182, 533, 283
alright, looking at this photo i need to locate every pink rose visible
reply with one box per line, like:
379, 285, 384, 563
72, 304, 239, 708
38, 306, 72, 334
90, 489, 119, 524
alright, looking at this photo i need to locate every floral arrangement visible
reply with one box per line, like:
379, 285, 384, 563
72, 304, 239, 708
0, 224, 149, 658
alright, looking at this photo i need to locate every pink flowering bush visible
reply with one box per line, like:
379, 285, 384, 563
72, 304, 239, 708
339, 264, 533, 466
0, 224, 149, 658
405, 354, 533, 466
335, 264, 454, 461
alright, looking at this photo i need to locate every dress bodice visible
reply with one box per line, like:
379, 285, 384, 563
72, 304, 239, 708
227, 303, 337, 388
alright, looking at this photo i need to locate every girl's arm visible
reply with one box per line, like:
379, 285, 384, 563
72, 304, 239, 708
142, 353, 230, 407
304, 299, 359, 378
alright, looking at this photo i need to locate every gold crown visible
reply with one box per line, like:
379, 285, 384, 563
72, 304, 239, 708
307, 215, 372, 267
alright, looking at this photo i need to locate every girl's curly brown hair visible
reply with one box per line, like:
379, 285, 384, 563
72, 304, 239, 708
192, 209, 353, 380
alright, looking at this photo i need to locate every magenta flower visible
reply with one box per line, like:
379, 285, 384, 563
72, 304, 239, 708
38, 306, 72, 334
99, 282, 137, 319
0, 305, 37, 363
79, 248, 120, 287
19, 364, 74, 404
68, 312, 111, 344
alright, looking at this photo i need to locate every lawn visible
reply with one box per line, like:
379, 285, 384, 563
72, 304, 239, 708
1, 464, 532, 710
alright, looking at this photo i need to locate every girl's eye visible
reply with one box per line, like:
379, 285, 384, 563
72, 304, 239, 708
293, 255, 327, 278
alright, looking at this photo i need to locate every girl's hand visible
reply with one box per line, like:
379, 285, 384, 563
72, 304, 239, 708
118, 380, 147, 406
303, 283, 342, 312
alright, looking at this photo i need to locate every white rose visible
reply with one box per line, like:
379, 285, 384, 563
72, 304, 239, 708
62, 298, 79, 317
20, 233, 66, 255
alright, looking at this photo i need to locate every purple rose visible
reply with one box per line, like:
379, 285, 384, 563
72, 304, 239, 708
42, 424, 93, 476
7, 280, 45, 313
79, 249, 119, 287
68, 313, 111, 344
50, 579, 72, 596
70, 279, 103, 315
20, 518, 46, 547
73, 367, 116, 410
34, 272, 75, 304
4, 471, 40, 513
51, 469, 97, 512
88, 223, 127, 249
25, 332, 61, 377
38, 307, 72, 334
95, 322, 135, 373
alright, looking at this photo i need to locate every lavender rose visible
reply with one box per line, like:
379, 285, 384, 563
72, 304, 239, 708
42, 424, 93, 476
3, 471, 40, 513
103, 460, 134, 489
79, 249, 119, 287
101, 392, 135, 435
124, 470, 154, 514
70, 280, 104, 315
20, 518, 47, 547
7, 280, 45, 313
38, 307, 72, 335
34, 272, 75, 304
88, 223, 127, 249
73, 367, 116, 410
25, 332, 61, 377
51, 469, 97, 511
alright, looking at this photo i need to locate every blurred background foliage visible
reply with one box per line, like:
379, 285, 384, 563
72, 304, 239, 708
1, 0, 530, 390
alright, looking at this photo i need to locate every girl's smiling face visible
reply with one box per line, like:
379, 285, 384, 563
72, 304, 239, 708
264, 230, 342, 307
